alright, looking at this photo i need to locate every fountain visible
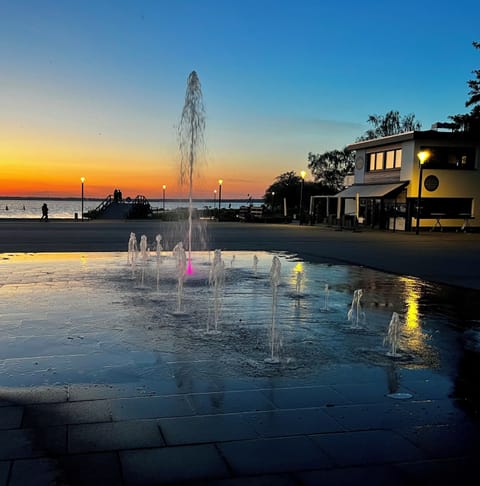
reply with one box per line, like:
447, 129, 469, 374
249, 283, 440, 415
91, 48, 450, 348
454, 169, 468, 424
207, 249, 225, 334
139, 234, 149, 287
295, 270, 303, 296
127, 232, 138, 277
178, 71, 205, 272
265, 255, 282, 364
155, 234, 163, 290
323, 283, 330, 311
384, 311, 402, 357
253, 254, 259, 274
347, 288, 365, 329
172, 241, 187, 314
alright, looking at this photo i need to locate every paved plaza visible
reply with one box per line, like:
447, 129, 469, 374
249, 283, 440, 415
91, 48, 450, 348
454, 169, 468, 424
1, 222, 480, 485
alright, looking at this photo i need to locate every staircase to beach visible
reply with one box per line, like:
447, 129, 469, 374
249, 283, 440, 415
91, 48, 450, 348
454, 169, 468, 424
85, 195, 152, 219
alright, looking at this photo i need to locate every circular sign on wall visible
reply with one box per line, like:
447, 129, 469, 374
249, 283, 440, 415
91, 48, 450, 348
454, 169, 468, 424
424, 175, 439, 192
355, 156, 364, 170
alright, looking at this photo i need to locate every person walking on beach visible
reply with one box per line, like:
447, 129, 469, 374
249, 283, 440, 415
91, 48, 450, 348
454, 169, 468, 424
41, 203, 49, 221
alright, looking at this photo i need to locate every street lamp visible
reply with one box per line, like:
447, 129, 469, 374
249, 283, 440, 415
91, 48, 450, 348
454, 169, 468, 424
299, 170, 306, 224
415, 150, 430, 235
162, 184, 166, 210
213, 189, 217, 209
80, 177, 85, 221
271, 191, 275, 212
218, 179, 223, 211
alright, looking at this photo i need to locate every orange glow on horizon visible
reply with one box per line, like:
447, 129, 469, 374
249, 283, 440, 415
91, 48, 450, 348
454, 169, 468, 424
0, 132, 283, 199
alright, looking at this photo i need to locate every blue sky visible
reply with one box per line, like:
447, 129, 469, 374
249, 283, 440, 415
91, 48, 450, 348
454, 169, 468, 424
1, 0, 479, 198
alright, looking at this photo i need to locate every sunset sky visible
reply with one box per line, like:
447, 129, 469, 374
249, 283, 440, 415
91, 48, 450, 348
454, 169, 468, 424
1, 0, 479, 199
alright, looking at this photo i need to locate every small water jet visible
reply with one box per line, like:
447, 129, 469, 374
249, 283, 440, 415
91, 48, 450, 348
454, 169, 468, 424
155, 234, 163, 290
347, 289, 366, 329
207, 249, 225, 334
139, 235, 149, 287
265, 255, 282, 364
295, 271, 303, 296
253, 254, 259, 274
172, 242, 187, 315
323, 284, 330, 311
384, 311, 402, 357
127, 232, 138, 277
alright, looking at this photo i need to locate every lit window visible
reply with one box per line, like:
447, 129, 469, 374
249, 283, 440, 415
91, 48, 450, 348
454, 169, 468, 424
375, 152, 384, 170
369, 153, 376, 171
386, 151, 395, 169
395, 149, 402, 168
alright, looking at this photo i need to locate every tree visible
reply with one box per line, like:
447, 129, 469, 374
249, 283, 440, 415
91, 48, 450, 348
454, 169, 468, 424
449, 41, 480, 133
307, 148, 355, 192
263, 171, 332, 215
357, 110, 422, 141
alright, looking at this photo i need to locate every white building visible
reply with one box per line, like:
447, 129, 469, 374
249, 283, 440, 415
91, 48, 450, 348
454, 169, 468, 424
334, 129, 480, 231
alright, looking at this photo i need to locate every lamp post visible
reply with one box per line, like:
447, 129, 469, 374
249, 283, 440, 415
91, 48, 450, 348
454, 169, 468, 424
218, 179, 223, 211
271, 191, 275, 212
162, 184, 166, 210
415, 150, 430, 235
299, 170, 306, 224
213, 189, 217, 209
80, 177, 85, 221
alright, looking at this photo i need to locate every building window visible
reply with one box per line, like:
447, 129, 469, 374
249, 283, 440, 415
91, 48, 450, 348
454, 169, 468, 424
367, 148, 402, 171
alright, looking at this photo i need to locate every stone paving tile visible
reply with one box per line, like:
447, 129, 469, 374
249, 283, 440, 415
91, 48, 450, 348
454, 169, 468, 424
395, 456, 478, 484
22, 400, 112, 427
396, 423, 480, 458
59, 451, 123, 486
0, 429, 44, 460
262, 385, 351, 409
323, 399, 469, 430
218, 436, 332, 475
0, 405, 23, 429
0, 385, 68, 405
186, 390, 275, 414
23, 425, 67, 457
0, 461, 10, 486
244, 408, 344, 437
158, 413, 259, 445
8, 457, 62, 486
110, 395, 193, 421
309, 429, 425, 467
295, 464, 406, 486
204, 474, 298, 485
120, 444, 230, 485
68, 419, 165, 453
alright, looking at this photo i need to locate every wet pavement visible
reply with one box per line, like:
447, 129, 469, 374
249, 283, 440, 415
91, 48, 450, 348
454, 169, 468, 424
1, 250, 480, 485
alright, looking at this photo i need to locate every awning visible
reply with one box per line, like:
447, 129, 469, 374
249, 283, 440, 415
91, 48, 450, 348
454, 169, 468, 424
336, 182, 407, 198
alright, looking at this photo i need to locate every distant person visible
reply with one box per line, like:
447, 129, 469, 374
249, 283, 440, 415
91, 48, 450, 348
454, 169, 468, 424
41, 203, 49, 221
5, 205, 8, 210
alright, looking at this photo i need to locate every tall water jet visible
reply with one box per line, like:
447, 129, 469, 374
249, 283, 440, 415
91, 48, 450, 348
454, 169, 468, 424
295, 271, 303, 296
178, 71, 206, 272
384, 311, 402, 357
207, 249, 225, 334
172, 242, 187, 314
265, 255, 282, 364
347, 289, 365, 329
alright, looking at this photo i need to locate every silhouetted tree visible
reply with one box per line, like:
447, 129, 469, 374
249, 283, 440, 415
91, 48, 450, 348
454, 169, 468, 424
449, 41, 480, 133
263, 171, 333, 214
357, 110, 421, 141
307, 148, 355, 192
